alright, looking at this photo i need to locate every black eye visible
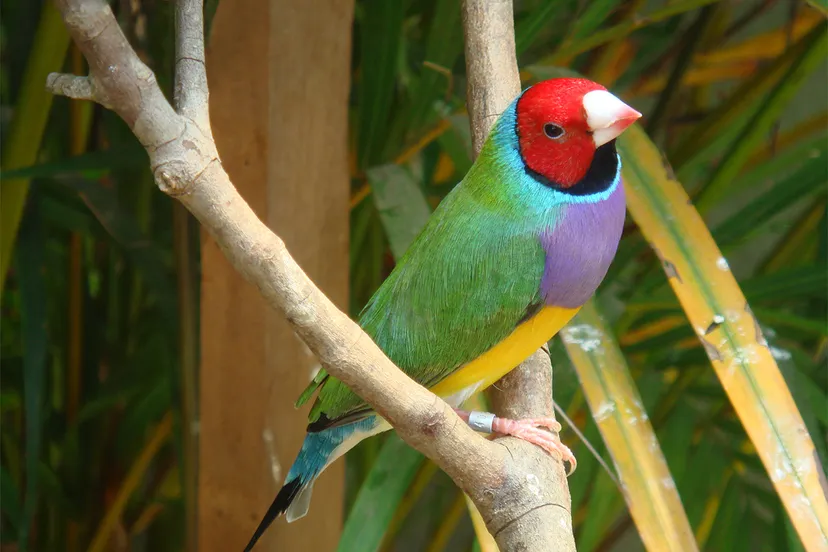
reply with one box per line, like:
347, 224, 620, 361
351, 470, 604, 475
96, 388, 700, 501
543, 123, 565, 139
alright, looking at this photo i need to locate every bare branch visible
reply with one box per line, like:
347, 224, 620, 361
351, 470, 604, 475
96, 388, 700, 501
463, 0, 576, 549
488, 352, 577, 551
49, 1, 574, 549
45, 74, 97, 103
175, 0, 210, 126
47, 0, 508, 518
51, 0, 182, 145
462, 0, 522, 155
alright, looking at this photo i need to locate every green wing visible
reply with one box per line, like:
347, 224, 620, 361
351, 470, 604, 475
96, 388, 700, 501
301, 183, 561, 428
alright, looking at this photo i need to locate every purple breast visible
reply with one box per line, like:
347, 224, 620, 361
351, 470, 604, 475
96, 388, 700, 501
539, 182, 626, 309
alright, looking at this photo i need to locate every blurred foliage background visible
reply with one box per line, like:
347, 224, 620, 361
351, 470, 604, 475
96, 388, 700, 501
1, 0, 826, 551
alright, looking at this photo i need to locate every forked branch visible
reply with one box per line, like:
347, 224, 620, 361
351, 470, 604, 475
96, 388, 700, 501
47, 0, 574, 549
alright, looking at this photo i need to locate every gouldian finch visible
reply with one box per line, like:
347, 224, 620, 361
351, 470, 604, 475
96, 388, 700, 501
244, 78, 640, 550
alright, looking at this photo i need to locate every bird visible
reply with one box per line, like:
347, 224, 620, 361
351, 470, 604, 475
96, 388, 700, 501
243, 77, 641, 551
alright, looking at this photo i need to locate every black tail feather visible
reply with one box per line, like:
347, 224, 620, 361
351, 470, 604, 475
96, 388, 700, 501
242, 478, 304, 551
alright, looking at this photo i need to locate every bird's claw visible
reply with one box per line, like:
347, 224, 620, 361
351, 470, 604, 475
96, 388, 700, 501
491, 416, 577, 475
454, 409, 576, 475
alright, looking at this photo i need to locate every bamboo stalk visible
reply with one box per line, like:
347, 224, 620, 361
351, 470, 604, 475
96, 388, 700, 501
465, 495, 499, 552
425, 493, 468, 552
0, 3, 71, 290
562, 301, 698, 552
66, 43, 92, 552
86, 413, 173, 552
620, 124, 828, 550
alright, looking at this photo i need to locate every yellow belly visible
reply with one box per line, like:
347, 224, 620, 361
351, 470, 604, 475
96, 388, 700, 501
429, 305, 580, 400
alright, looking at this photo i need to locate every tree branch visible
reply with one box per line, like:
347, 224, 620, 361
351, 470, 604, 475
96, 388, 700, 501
48, 0, 573, 549
174, 0, 209, 126
462, 0, 522, 156
463, 0, 576, 549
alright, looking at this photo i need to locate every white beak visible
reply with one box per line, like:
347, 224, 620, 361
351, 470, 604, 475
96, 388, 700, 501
583, 90, 642, 148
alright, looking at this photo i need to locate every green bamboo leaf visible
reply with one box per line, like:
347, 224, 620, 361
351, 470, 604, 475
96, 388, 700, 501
761, 194, 826, 273
0, 3, 70, 290
367, 164, 432, 259
679, 439, 731, 530
705, 477, 746, 550
0, 145, 145, 180
437, 114, 474, 177
627, 265, 828, 312
696, 25, 827, 212
566, 0, 624, 42
730, 130, 827, 205
0, 465, 22, 538
87, 413, 172, 552
357, 0, 405, 169
76, 387, 143, 424
645, 6, 716, 141
672, 26, 822, 172
337, 435, 425, 552
621, 134, 827, 319
55, 176, 177, 323
712, 145, 827, 244
115, 379, 172, 461
405, 0, 463, 134
566, 419, 604, 514
550, 0, 719, 62
514, 1, 569, 55
0, 391, 22, 412
805, 0, 828, 16
654, 400, 700, 481
625, 152, 827, 299
577, 471, 625, 552
751, 308, 828, 337
16, 199, 48, 552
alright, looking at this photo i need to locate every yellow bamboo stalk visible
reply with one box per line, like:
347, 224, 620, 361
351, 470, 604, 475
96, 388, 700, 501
588, 0, 646, 87
619, 124, 828, 551
66, 44, 93, 552
631, 62, 758, 96
129, 503, 164, 537
589, 39, 636, 88
465, 495, 500, 552
696, 10, 822, 65
620, 315, 686, 347
631, 10, 821, 98
432, 152, 455, 184
460, 392, 502, 551
0, 3, 71, 289
694, 467, 735, 548
561, 301, 698, 552
425, 493, 468, 552
762, 197, 826, 273
86, 413, 173, 552
379, 460, 440, 552
746, 113, 828, 168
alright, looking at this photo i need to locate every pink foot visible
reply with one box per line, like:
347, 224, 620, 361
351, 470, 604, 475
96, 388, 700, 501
454, 410, 577, 475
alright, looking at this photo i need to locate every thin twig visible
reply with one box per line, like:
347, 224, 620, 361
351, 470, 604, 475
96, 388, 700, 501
48, 0, 494, 500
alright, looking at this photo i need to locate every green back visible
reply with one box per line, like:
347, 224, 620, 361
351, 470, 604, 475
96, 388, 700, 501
303, 127, 567, 425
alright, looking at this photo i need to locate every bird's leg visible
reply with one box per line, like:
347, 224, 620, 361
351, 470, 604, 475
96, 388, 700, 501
453, 409, 576, 475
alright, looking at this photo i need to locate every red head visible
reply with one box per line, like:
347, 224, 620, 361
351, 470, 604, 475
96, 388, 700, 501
515, 78, 641, 187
